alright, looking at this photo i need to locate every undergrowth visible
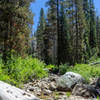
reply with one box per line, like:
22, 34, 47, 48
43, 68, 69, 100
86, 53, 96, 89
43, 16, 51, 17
0, 56, 48, 87
59, 63, 100, 82
1, 55, 100, 87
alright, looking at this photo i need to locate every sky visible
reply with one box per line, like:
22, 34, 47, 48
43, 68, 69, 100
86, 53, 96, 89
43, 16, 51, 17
30, 0, 48, 34
30, 0, 100, 34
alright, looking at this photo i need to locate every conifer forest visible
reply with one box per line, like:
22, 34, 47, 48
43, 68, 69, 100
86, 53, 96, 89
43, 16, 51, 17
35, 0, 100, 65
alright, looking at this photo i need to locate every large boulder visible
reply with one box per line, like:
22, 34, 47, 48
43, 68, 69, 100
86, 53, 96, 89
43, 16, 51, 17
56, 72, 85, 91
0, 81, 39, 100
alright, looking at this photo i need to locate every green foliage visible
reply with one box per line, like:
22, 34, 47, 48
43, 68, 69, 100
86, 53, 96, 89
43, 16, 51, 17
67, 64, 100, 82
59, 64, 70, 75
0, 56, 48, 87
66, 92, 71, 97
46, 64, 55, 69
59, 62, 100, 82
36, 8, 46, 60
0, 0, 34, 62
0, 59, 15, 84
89, 56, 100, 63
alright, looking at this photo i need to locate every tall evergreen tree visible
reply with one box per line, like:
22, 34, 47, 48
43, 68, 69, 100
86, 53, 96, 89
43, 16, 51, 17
65, 0, 76, 64
74, 0, 86, 63
58, 1, 70, 64
0, 0, 34, 62
96, 16, 100, 56
36, 8, 46, 60
89, 0, 97, 57
65, 0, 86, 64
83, 0, 91, 62
44, 0, 58, 64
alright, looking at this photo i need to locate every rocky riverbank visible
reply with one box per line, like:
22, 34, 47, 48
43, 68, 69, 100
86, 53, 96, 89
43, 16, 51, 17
23, 72, 99, 100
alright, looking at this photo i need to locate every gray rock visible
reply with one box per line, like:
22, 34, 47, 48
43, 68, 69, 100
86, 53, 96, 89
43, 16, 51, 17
0, 81, 39, 100
72, 84, 91, 97
43, 89, 52, 95
31, 87, 41, 96
72, 83, 100, 98
57, 95, 68, 100
68, 96, 96, 100
49, 82, 56, 91
56, 72, 85, 91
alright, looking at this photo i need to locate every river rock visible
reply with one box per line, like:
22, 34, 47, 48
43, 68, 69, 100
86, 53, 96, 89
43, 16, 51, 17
43, 89, 52, 95
68, 96, 96, 100
56, 72, 85, 91
72, 83, 100, 98
49, 82, 57, 91
72, 84, 91, 97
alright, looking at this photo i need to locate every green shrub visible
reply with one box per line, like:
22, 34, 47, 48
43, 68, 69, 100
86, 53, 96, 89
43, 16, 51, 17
46, 64, 55, 69
0, 60, 13, 84
58, 63, 100, 82
59, 64, 70, 75
67, 64, 100, 82
0, 56, 48, 87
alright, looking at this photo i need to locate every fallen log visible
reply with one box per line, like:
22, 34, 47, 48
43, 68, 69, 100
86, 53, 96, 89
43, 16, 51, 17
0, 81, 39, 100
89, 62, 100, 66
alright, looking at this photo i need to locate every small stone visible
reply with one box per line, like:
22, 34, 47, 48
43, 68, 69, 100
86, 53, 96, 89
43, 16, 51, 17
58, 92, 66, 95
28, 87, 35, 91
43, 89, 52, 95
49, 82, 56, 91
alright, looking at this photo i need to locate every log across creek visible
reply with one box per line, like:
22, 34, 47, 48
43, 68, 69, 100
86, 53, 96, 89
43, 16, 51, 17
0, 81, 39, 100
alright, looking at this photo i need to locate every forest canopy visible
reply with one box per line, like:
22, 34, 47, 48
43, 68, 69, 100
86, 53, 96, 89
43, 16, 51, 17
34, 0, 100, 65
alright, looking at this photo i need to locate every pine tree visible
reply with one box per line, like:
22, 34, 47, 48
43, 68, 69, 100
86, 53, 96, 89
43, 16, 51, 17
65, 0, 86, 64
83, 0, 90, 22
89, 0, 97, 57
36, 8, 46, 60
65, 0, 81, 64
43, 21, 51, 64
74, 0, 86, 63
83, 0, 91, 62
58, 1, 70, 64
44, 0, 58, 64
0, 0, 34, 62
96, 16, 100, 56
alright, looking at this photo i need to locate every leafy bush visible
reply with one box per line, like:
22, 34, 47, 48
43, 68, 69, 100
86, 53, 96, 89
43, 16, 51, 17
59, 63, 100, 82
0, 59, 13, 84
0, 56, 48, 87
46, 64, 55, 69
59, 64, 70, 75
67, 64, 100, 82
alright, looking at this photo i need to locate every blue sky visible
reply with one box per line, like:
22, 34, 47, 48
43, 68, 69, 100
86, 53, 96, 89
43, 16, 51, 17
30, 0, 48, 34
30, 0, 100, 34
